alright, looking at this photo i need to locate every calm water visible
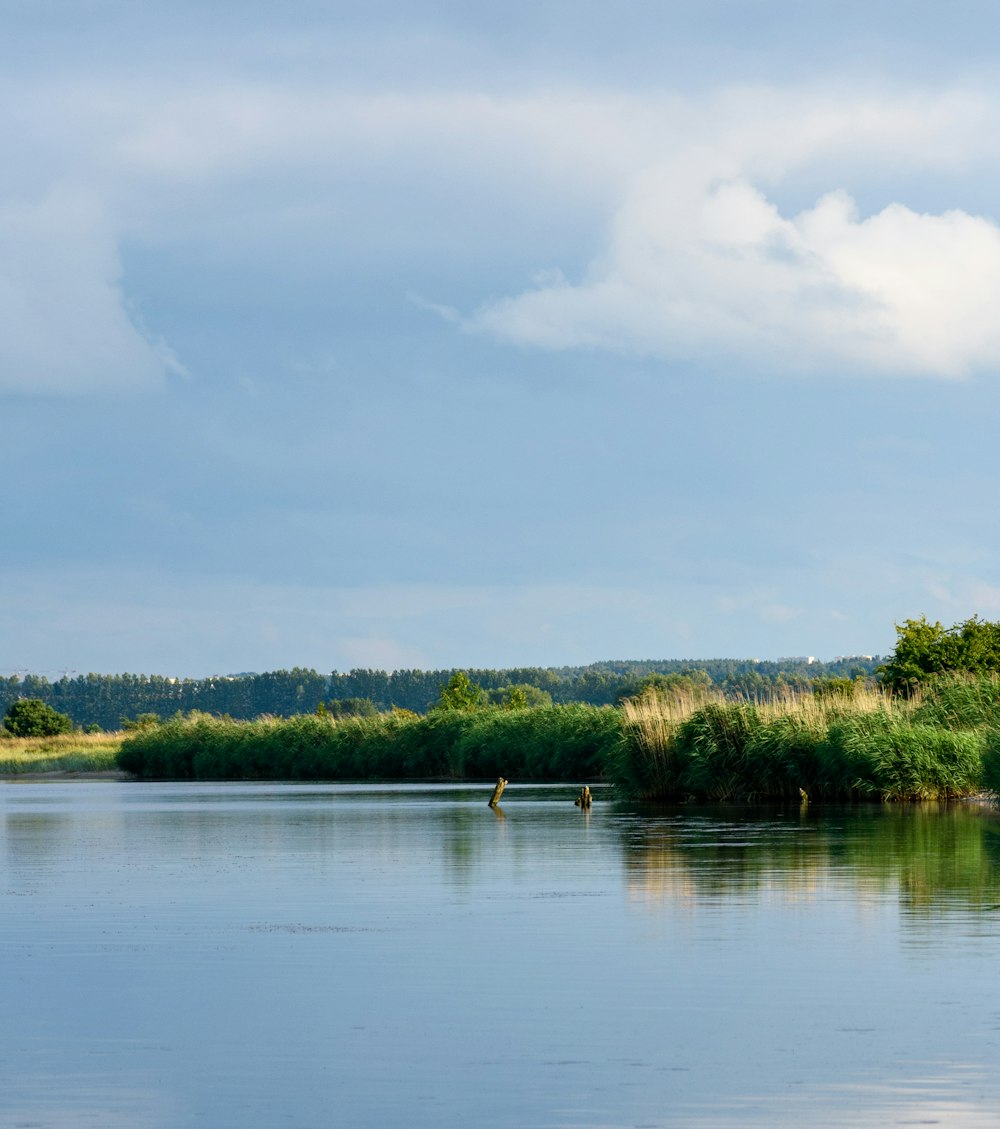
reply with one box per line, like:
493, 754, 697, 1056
3, 783, 1000, 1129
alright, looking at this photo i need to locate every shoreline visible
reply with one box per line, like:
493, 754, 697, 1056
1, 769, 130, 782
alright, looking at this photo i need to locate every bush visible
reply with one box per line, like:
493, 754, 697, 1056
3, 698, 74, 738
879, 616, 1000, 695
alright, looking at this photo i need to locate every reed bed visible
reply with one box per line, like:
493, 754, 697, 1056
116, 705, 622, 783
101, 673, 1000, 801
613, 684, 984, 801
0, 731, 123, 775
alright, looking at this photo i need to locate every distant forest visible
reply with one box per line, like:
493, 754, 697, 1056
0, 656, 881, 731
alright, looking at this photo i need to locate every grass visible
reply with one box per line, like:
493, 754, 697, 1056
611, 684, 985, 801
0, 731, 124, 775
116, 705, 623, 783
8, 672, 1000, 803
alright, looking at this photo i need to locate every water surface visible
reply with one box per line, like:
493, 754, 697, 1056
2, 782, 1000, 1128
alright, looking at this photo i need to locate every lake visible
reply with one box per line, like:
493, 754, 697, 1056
3, 782, 1000, 1128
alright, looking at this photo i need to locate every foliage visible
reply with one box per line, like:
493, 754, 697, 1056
812, 676, 864, 700
615, 670, 714, 705
482, 683, 553, 709
117, 705, 620, 783
0, 656, 885, 728
981, 728, 1000, 796
433, 672, 485, 712
121, 713, 161, 731
3, 698, 74, 738
326, 697, 378, 719
911, 673, 1000, 729
112, 685, 997, 803
609, 686, 984, 802
879, 616, 1000, 695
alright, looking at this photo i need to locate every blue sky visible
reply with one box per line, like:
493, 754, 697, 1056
5, 0, 1000, 676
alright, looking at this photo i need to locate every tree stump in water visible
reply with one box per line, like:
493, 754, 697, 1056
488, 777, 508, 807
574, 785, 592, 809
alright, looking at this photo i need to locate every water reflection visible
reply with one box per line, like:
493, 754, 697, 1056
618, 802, 1000, 923
3, 783, 1000, 1129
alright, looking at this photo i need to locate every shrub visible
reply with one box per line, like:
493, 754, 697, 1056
3, 698, 74, 738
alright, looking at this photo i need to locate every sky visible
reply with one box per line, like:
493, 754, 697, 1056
5, 0, 1000, 677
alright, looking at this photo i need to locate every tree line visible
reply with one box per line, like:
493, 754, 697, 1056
0, 656, 881, 732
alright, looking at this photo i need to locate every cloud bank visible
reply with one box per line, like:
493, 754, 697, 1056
473, 179, 1000, 378
5, 76, 1000, 391
469, 93, 1000, 378
0, 191, 181, 395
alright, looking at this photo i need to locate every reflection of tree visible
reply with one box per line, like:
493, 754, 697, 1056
618, 803, 1000, 917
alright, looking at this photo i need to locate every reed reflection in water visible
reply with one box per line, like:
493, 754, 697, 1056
2, 783, 1000, 1128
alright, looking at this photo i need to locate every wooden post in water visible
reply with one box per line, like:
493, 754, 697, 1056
574, 785, 592, 809
488, 777, 508, 807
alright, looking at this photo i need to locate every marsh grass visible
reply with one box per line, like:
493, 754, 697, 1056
911, 673, 1000, 729
117, 705, 622, 783
0, 731, 123, 774
103, 679, 1000, 801
613, 685, 983, 801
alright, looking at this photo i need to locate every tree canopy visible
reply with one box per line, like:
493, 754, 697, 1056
3, 698, 74, 737
433, 671, 484, 712
878, 616, 1000, 694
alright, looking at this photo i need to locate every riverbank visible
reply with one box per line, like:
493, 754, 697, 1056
0, 731, 123, 776
8, 675, 1000, 803
113, 681, 1000, 802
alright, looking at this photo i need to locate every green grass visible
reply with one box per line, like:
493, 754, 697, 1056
13, 676, 987, 803
0, 731, 123, 774
116, 706, 622, 783
610, 685, 988, 801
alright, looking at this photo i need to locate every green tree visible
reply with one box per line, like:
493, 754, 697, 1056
3, 698, 74, 737
616, 670, 714, 705
879, 615, 1000, 694
121, 713, 162, 731
327, 697, 378, 719
483, 683, 553, 709
434, 671, 484, 712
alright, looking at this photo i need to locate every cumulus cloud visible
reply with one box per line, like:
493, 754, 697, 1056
5, 74, 1000, 391
0, 190, 182, 394
468, 94, 1000, 378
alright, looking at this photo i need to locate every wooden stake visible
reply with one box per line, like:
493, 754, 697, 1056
574, 785, 592, 809
488, 777, 508, 807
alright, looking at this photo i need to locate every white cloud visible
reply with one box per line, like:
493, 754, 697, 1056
468, 90, 1000, 378
0, 190, 182, 394
5, 76, 1000, 391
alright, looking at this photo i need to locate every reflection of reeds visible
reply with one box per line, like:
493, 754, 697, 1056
614, 687, 984, 801
622, 802, 1000, 918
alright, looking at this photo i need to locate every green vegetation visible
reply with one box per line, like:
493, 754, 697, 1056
116, 705, 622, 783
0, 730, 122, 774
612, 681, 989, 801
3, 698, 74, 737
21, 621, 1000, 799
110, 673, 999, 802
878, 615, 1000, 694
0, 656, 882, 730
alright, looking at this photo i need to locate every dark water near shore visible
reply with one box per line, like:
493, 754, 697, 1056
3, 782, 1000, 1128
